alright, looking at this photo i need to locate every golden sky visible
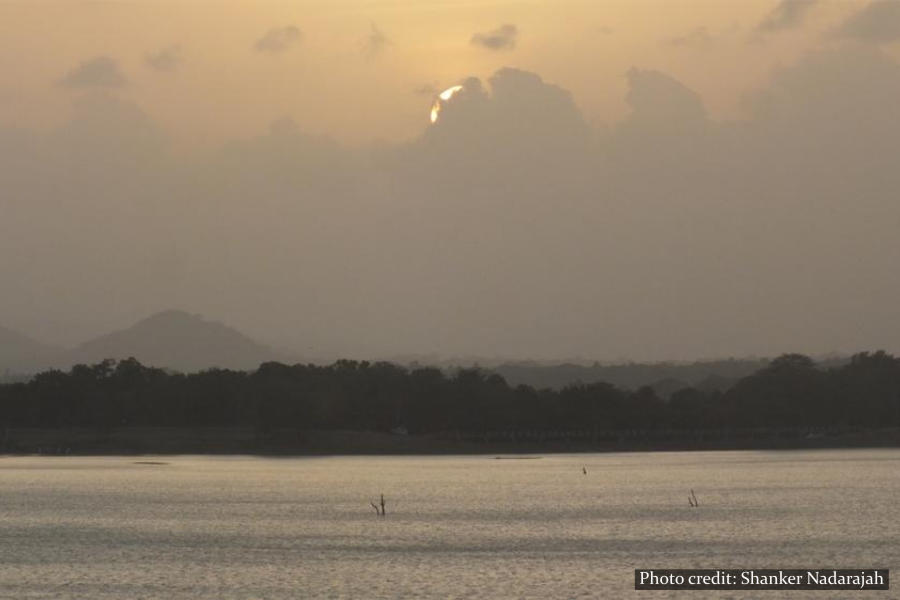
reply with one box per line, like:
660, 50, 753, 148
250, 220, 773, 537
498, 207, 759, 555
0, 0, 864, 148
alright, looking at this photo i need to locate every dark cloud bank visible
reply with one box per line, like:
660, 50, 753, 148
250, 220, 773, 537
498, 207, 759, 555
3, 43, 900, 362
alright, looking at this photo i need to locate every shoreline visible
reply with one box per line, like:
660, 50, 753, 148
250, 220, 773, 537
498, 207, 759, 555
2, 426, 899, 456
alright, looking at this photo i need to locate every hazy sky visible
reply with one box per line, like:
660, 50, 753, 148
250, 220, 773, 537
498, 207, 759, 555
3, 0, 900, 362
1, 0, 872, 146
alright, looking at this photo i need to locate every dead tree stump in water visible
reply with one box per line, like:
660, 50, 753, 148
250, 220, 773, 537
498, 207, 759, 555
370, 494, 386, 516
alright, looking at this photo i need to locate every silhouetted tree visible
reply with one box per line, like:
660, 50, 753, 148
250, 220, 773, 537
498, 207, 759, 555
1, 351, 898, 439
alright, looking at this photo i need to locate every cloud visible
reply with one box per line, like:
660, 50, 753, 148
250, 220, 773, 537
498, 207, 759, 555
421, 69, 587, 147
757, 0, 818, 32
665, 27, 714, 48
364, 23, 390, 58
834, 0, 900, 43
747, 44, 900, 141
254, 26, 302, 53
145, 46, 182, 72
399, 68, 590, 198
10, 46, 900, 361
612, 68, 711, 169
58, 56, 127, 89
0, 93, 173, 343
624, 68, 707, 123
470, 24, 518, 51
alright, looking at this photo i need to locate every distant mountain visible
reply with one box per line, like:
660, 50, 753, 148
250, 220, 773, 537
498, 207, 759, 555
68, 310, 278, 372
492, 358, 772, 392
0, 325, 61, 374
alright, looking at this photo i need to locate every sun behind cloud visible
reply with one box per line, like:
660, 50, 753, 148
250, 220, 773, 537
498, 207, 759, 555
429, 85, 463, 123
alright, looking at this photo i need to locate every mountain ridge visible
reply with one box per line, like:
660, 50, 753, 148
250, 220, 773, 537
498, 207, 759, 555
68, 309, 280, 372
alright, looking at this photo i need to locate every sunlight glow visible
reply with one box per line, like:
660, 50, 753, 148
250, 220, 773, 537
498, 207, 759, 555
439, 85, 463, 101
430, 85, 464, 124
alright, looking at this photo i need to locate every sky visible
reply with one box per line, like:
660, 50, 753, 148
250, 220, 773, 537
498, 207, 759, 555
2, 0, 900, 362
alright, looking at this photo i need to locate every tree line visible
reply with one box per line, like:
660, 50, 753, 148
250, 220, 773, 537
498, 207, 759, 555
0, 352, 898, 433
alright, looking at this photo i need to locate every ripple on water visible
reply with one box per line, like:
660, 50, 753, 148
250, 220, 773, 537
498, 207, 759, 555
0, 450, 897, 599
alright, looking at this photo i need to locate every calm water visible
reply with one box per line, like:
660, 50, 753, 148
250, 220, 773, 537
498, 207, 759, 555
0, 449, 897, 599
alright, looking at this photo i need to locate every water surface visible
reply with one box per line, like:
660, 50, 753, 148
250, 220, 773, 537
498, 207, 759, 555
1, 449, 897, 598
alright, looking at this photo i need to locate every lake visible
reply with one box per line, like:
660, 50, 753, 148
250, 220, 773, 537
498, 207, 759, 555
0, 449, 897, 598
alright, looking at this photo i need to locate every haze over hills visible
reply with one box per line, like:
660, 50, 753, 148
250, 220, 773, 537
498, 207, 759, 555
489, 355, 854, 396
0, 325, 63, 374
0, 310, 283, 374
1, 309, 852, 396
491, 359, 770, 396
68, 310, 282, 372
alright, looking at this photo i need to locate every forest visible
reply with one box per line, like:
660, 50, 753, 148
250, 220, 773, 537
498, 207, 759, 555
0, 352, 898, 436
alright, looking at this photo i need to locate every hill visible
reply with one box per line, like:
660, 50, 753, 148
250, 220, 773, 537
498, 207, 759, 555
0, 325, 61, 374
491, 358, 773, 393
68, 310, 278, 372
